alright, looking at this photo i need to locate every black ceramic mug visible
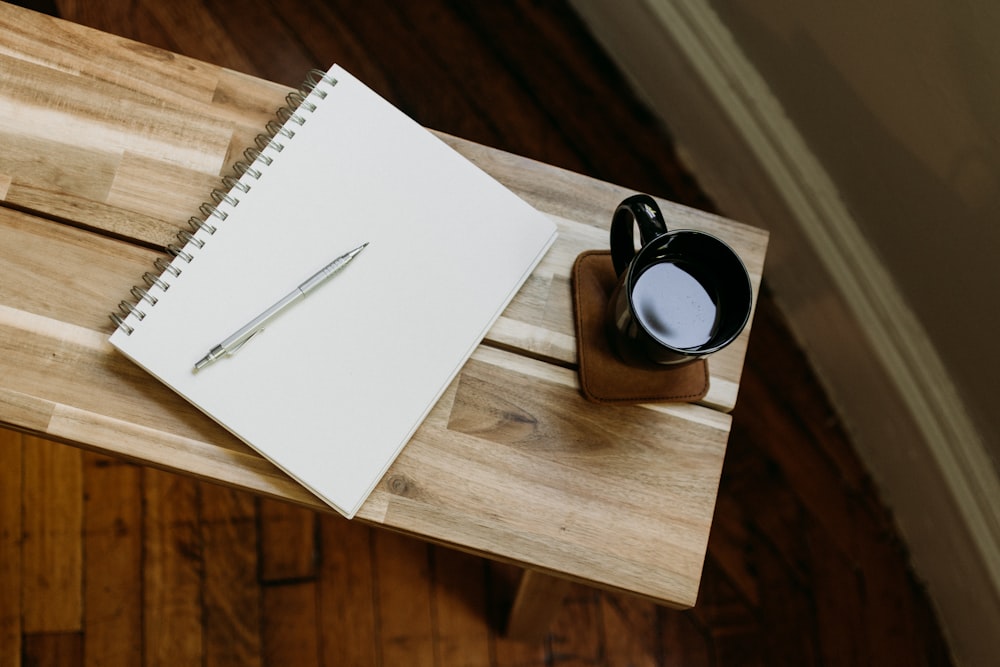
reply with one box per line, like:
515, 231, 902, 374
607, 194, 752, 366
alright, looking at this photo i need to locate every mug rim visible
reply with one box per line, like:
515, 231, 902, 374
624, 228, 752, 357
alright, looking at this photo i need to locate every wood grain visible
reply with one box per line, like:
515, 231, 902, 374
0, 429, 22, 667
316, 516, 378, 666
262, 581, 320, 666
0, 0, 766, 408
433, 547, 493, 666
21, 435, 82, 634
82, 453, 142, 667
22, 632, 82, 667
201, 484, 262, 667
142, 468, 203, 666
0, 1, 952, 664
258, 497, 318, 583
0, 0, 759, 611
505, 571, 573, 641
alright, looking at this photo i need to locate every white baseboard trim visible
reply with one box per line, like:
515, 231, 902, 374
569, 1, 1000, 664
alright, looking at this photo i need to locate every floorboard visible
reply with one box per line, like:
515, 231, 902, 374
3, 0, 954, 664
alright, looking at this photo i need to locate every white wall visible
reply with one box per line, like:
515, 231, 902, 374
708, 0, 1000, 467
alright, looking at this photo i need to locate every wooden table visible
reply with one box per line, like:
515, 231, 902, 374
0, 3, 767, 635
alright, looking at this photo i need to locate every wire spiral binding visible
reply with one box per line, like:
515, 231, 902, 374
110, 69, 339, 335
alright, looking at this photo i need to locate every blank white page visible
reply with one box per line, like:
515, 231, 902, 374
110, 65, 557, 518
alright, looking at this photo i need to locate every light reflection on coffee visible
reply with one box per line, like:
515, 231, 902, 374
632, 262, 719, 349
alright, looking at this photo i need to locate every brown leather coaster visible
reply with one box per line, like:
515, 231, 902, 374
572, 250, 709, 404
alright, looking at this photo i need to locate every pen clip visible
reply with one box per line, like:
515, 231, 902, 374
229, 328, 264, 356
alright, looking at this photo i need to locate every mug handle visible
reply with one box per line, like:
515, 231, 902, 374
610, 194, 669, 276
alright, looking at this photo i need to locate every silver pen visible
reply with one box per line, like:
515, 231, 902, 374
194, 242, 368, 371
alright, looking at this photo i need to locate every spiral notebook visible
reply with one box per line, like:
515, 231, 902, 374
109, 65, 557, 518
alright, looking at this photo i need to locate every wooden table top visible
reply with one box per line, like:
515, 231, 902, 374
0, 4, 766, 609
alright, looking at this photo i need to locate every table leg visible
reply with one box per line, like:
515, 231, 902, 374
505, 569, 573, 640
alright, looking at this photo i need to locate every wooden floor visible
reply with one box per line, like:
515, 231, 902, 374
2, 0, 955, 665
